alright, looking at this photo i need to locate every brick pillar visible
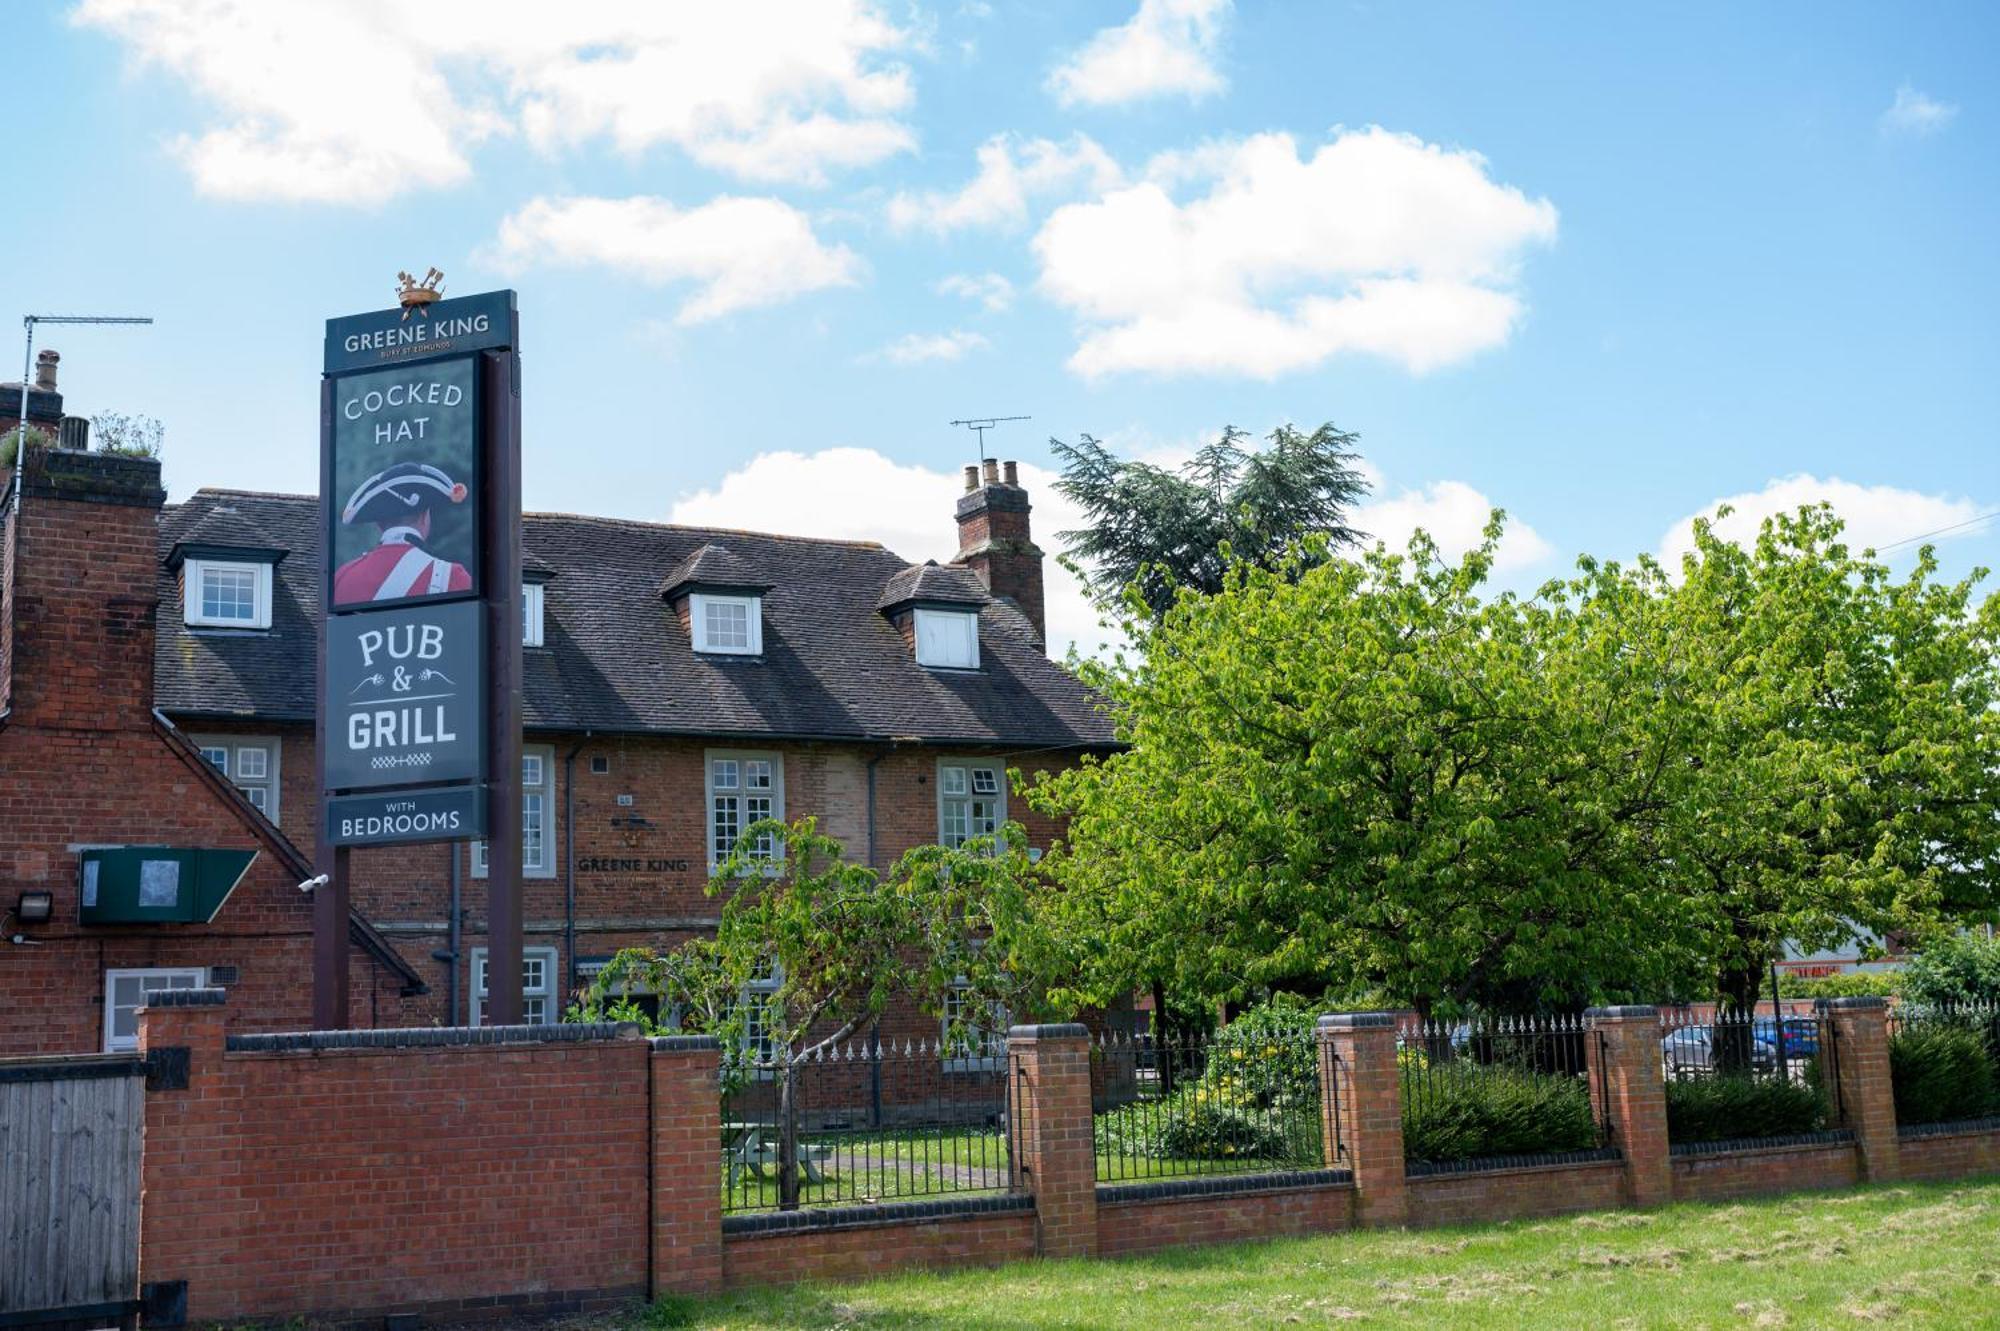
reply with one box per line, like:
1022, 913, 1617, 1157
1585, 1005, 1671, 1207
137, 988, 230, 1322
1007, 1022, 1097, 1259
650, 1035, 724, 1296
1315, 1013, 1406, 1228
1818, 996, 1901, 1182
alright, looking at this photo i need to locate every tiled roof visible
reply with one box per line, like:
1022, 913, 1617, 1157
658, 542, 773, 599
156, 489, 1117, 749
876, 561, 989, 611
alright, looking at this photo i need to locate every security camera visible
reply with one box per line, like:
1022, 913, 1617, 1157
299, 873, 330, 894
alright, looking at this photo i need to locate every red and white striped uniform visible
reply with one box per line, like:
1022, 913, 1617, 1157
333, 538, 472, 605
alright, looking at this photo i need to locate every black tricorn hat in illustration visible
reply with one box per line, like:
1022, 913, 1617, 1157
341, 462, 469, 526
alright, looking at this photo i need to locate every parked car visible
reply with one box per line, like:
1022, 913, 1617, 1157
1754, 1017, 1820, 1058
1661, 1024, 1779, 1076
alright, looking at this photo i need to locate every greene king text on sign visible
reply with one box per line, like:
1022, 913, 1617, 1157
323, 289, 518, 374
323, 600, 484, 790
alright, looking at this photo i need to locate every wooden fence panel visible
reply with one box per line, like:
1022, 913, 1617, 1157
0, 1055, 145, 1321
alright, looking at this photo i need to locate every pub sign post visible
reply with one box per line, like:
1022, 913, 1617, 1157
315, 280, 524, 1028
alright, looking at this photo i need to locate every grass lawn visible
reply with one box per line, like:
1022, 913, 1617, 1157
649, 1177, 2000, 1329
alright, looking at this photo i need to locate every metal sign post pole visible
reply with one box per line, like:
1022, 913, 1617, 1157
312, 377, 350, 1028
480, 347, 524, 1024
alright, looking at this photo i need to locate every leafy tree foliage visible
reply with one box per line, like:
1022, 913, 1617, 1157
1026, 505, 2000, 1016
1900, 933, 2000, 1009
1052, 423, 1368, 619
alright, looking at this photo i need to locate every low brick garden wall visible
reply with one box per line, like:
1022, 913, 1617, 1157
129, 994, 2000, 1324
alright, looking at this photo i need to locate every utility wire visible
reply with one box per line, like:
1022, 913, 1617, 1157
1874, 508, 2000, 553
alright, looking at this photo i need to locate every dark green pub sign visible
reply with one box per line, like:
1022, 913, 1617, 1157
326, 785, 489, 847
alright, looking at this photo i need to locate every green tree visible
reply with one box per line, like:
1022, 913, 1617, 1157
1659, 507, 2000, 1017
1024, 521, 1701, 1017
1894, 933, 2000, 1009
1052, 423, 1368, 619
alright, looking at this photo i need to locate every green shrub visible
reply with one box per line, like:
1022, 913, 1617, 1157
1777, 971, 1901, 1001
1401, 1064, 1598, 1164
1, 424, 51, 469
1890, 1024, 1997, 1125
1902, 934, 2000, 1009
1664, 1072, 1826, 1143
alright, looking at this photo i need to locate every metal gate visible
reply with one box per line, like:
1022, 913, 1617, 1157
0, 1054, 145, 1327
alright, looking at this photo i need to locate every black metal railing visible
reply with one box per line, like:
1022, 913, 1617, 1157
1396, 1013, 1605, 1166
1091, 1028, 1326, 1183
720, 1035, 1015, 1213
1660, 1007, 1834, 1143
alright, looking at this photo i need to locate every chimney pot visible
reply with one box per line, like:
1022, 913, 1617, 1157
982, 458, 1000, 486
1002, 460, 1019, 486
34, 349, 58, 393
962, 464, 979, 493
57, 416, 91, 451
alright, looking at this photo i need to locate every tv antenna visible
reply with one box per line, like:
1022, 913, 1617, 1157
949, 415, 1030, 465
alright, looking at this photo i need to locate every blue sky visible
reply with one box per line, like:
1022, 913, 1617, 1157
9, 1, 1996, 653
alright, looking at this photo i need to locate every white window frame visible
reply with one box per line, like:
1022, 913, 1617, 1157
738, 966, 783, 1069
469, 945, 559, 1027
522, 582, 546, 648
472, 745, 557, 879
940, 979, 1006, 1072
183, 558, 272, 630
689, 592, 763, 656
706, 750, 784, 870
193, 735, 282, 821
103, 967, 207, 1052
914, 608, 980, 669
938, 759, 1005, 849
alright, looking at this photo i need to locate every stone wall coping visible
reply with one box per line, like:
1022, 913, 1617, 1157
1668, 1129, 1856, 1159
721, 1192, 1033, 1237
144, 988, 228, 1010
1095, 1168, 1353, 1207
1815, 996, 1889, 1011
1896, 1115, 2000, 1141
225, 1022, 642, 1052
650, 1034, 721, 1053
1583, 1004, 1659, 1020
1007, 1022, 1089, 1040
1315, 1012, 1396, 1031
1405, 1146, 1622, 1179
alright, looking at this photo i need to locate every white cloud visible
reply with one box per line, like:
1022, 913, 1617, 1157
867, 329, 991, 365
934, 272, 1016, 312
1880, 85, 1958, 138
73, 0, 915, 201
669, 448, 1110, 658
1048, 0, 1229, 108
1033, 127, 1558, 379
887, 133, 1120, 234
485, 195, 861, 324
1658, 474, 1986, 569
1354, 477, 1552, 574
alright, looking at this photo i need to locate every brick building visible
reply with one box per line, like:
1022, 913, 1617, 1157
0, 362, 1114, 1052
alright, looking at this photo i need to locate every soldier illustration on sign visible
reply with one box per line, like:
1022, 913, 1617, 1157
333, 462, 473, 603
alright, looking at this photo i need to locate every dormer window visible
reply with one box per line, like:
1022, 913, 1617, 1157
691, 593, 762, 655
915, 608, 980, 669
183, 558, 272, 629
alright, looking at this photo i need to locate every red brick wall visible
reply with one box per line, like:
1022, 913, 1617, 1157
1670, 1141, 1861, 1204
139, 1001, 653, 1324
1897, 1125, 2000, 1182
1097, 1183, 1351, 1258
723, 1212, 1037, 1287
1407, 1160, 1626, 1227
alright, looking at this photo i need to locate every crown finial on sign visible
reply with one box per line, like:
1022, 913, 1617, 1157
396, 267, 446, 320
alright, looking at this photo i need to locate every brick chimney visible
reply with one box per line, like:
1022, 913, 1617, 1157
953, 457, 1045, 650
1, 349, 65, 444
1, 444, 166, 728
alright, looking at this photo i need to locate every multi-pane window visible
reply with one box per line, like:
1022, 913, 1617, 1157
914, 608, 979, 669
690, 593, 762, 655
472, 746, 556, 879
708, 752, 782, 867
941, 981, 1005, 1068
103, 967, 206, 1051
739, 968, 783, 1065
184, 559, 271, 629
470, 946, 558, 1026
194, 737, 281, 820
522, 582, 546, 648
939, 762, 1003, 848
